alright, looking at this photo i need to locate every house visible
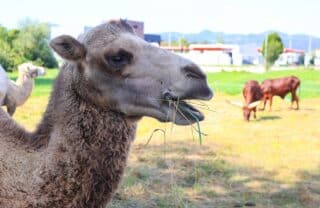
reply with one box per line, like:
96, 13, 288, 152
314, 49, 320, 67
274, 48, 305, 66
144, 34, 161, 45
84, 20, 161, 45
161, 44, 243, 66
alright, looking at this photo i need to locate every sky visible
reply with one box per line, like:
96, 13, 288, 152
1, 0, 320, 38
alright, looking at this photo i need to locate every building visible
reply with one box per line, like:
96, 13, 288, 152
161, 44, 243, 66
84, 20, 161, 45
240, 43, 263, 65
274, 48, 305, 66
314, 49, 320, 67
84, 20, 144, 38
144, 34, 161, 45
125, 20, 144, 38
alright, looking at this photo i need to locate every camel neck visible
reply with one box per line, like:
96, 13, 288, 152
29, 66, 137, 207
16, 73, 33, 86
13, 73, 34, 105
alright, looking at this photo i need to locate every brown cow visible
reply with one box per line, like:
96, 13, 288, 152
242, 80, 263, 121
260, 76, 300, 111
228, 80, 262, 121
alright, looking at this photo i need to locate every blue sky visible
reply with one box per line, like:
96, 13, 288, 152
1, 0, 320, 38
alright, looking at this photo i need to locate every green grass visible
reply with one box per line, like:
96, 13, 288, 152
207, 68, 320, 99
7, 68, 59, 97
7, 68, 320, 99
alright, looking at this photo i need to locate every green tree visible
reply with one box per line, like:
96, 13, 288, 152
170, 38, 189, 47
262, 32, 284, 70
178, 37, 189, 47
215, 33, 224, 44
13, 19, 58, 68
0, 26, 25, 71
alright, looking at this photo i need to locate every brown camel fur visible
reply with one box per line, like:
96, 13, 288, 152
0, 20, 213, 208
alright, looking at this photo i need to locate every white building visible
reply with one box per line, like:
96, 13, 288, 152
314, 49, 320, 67
274, 48, 305, 66
162, 44, 243, 66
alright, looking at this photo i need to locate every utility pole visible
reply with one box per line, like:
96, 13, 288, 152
264, 33, 268, 71
308, 36, 312, 53
288, 34, 292, 48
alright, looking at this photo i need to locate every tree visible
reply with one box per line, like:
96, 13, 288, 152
170, 37, 189, 47
0, 26, 25, 71
215, 33, 224, 44
178, 37, 189, 47
0, 20, 58, 71
13, 19, 58, 68
262, 32, 284, 70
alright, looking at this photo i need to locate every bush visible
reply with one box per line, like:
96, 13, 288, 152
0, 20, 58, 71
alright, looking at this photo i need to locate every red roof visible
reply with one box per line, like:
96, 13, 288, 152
257, 47, 304, 54
283, 48, 304, 54
189, 47, 232, 52
160, 46, 189, 51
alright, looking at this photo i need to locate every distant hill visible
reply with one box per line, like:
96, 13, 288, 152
160, 30, 320, 52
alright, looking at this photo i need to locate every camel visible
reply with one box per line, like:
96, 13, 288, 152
0, 20, 213, 208
1, 63, 46, 115
0, 64, 9, 105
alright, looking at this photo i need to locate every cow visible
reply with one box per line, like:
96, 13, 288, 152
242, 80, 263, 121
260, 76, 300, 111
228, 80, 262, 121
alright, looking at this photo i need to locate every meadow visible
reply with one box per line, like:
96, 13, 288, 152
6, 68, 320, 208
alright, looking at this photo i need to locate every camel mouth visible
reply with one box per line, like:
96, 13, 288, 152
161, 97, 204, 125
161, 91, 205, 125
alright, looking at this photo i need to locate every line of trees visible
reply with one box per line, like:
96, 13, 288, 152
0, 20, 58, 71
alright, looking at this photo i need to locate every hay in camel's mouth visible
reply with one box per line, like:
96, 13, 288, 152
174, 100, 204, 123
163, 92, 204, 125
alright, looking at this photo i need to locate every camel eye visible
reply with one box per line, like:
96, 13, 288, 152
106, 50, 133, 69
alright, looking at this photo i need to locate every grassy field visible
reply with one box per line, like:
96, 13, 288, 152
207, 69, 320, 99
5, 68, 320, 207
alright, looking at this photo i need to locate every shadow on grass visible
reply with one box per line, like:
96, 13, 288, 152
257, 115, 282, 121
109, 141, 320, 208
300, 108, 317, 112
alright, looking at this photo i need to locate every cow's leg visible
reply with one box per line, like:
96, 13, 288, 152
269, 96, 273, 111
292, 91, 299, 110
253, 107, 257, 119
290, 92, 294, 109
261, 97, 267, 111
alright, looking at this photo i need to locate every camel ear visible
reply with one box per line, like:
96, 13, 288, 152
226, 100, 245, 108
50, 35, 86, 62
248, 101, 261, 109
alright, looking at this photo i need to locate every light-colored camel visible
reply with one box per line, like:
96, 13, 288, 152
0, 20, 213, 208
2, 63, 46, 115
0, 64, 9, 105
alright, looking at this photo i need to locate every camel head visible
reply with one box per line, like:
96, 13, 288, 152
18, 63, 46, 78
50, 20, 213, 125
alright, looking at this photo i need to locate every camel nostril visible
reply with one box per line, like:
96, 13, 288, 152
163, 91, 178, 101
164, 92, 175, 101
